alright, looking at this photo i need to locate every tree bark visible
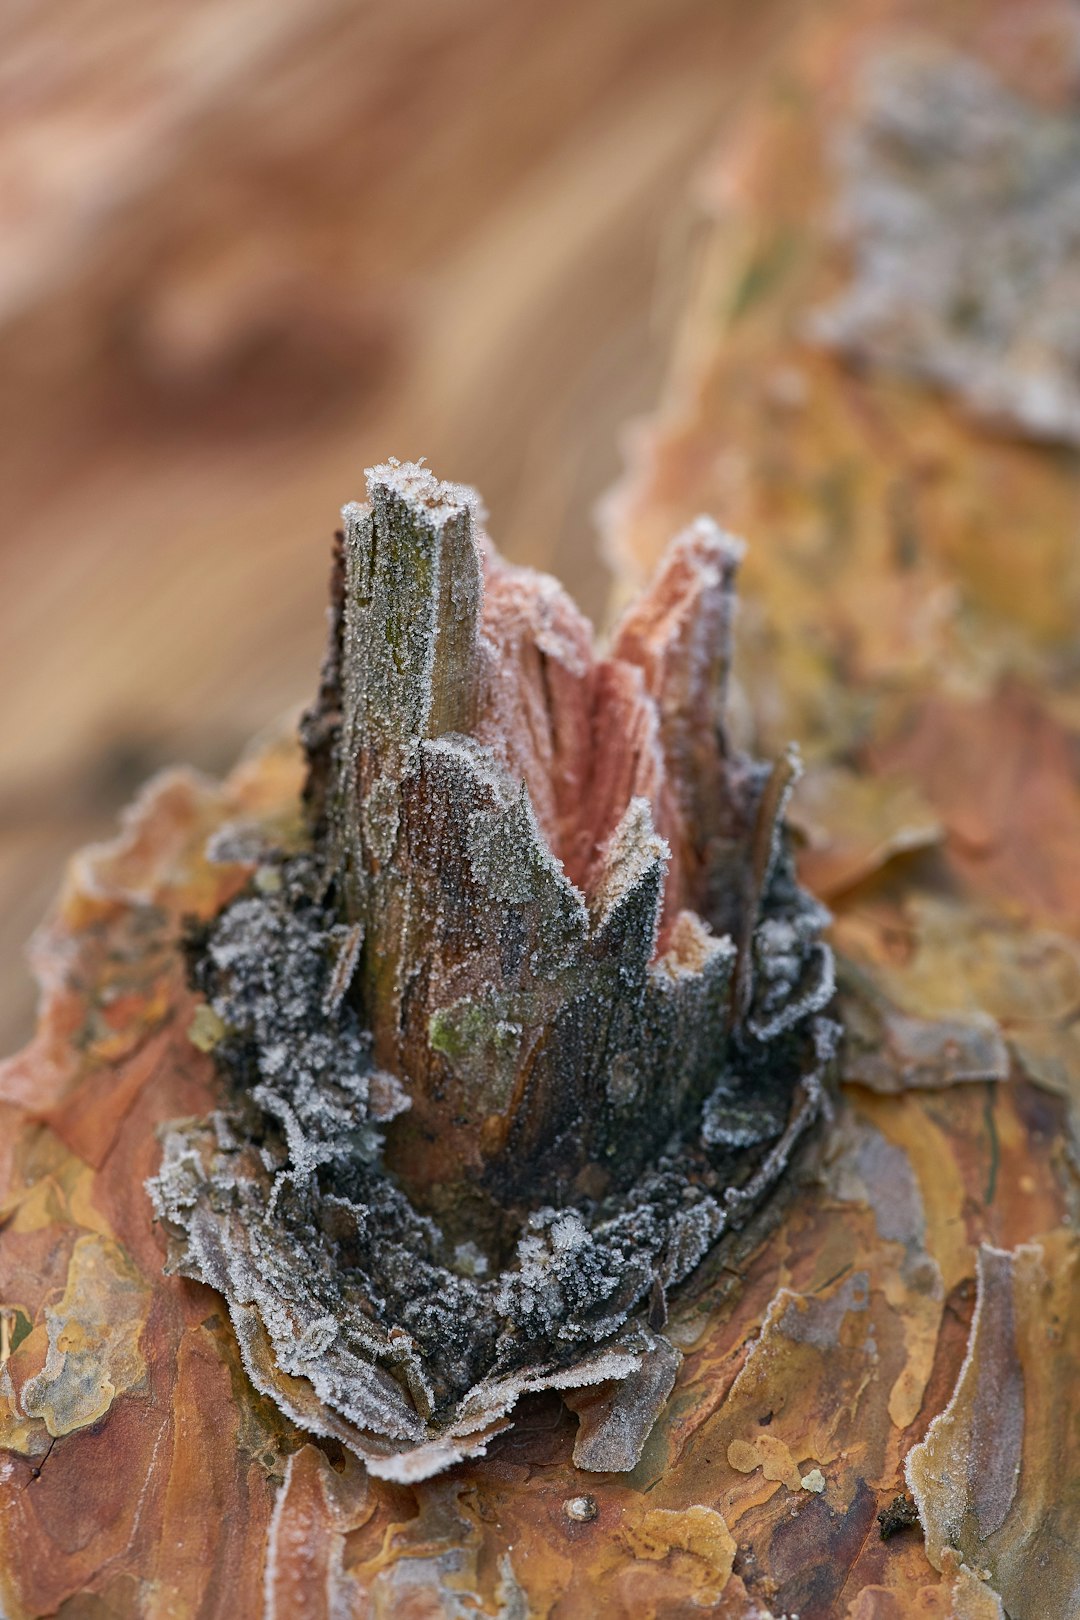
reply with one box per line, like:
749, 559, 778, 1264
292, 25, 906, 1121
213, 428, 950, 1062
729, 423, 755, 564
3, 0, 1080, 1615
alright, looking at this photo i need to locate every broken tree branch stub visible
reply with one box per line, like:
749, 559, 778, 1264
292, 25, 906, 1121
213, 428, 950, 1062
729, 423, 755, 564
305, 459, 832, 1223
151, 457, 835, 1478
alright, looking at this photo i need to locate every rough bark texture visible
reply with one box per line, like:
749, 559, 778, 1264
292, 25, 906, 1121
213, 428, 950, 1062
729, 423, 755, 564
3, 0, 1080, 1613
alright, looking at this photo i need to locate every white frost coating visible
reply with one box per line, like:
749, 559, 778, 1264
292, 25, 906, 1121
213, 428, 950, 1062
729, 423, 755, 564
906, 1243, 1027, 1557
588, 796, 669, 937
652, 911, 733, 985
363, 457, 484, 527
434, 736, 586, 924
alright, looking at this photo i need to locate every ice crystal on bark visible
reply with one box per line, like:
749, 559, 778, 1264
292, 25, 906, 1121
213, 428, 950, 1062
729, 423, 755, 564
150, 459, 836, 1480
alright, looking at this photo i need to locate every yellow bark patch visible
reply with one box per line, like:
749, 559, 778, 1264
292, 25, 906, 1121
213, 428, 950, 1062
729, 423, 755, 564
618, 1504, 736, 1605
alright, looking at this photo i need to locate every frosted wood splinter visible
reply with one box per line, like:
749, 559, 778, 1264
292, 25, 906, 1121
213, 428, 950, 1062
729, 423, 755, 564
149, 457, 836, 1480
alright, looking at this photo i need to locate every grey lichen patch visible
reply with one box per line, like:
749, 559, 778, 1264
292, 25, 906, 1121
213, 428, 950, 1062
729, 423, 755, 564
150, 459, 837, 1480
812, 46, 1080, 445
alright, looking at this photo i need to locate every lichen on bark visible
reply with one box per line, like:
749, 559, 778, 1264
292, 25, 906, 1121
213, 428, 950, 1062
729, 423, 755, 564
811, 45, 1080, 446
149, 458, 835, 1480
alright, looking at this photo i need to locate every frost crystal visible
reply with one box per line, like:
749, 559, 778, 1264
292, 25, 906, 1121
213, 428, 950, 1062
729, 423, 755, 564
150, 459, 836, 1479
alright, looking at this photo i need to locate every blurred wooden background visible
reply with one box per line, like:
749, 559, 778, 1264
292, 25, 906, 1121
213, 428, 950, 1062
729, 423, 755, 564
0, 0, 805, 1053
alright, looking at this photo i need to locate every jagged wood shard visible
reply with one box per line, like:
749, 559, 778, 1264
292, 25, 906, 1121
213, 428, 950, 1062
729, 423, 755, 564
150, 458, 836, 1480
